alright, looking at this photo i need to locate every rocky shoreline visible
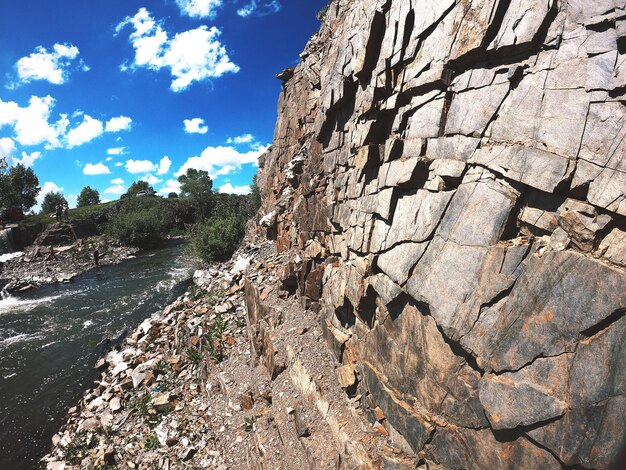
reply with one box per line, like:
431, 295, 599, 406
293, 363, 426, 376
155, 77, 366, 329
41, 232, 401, 469
0, 236, 140, 294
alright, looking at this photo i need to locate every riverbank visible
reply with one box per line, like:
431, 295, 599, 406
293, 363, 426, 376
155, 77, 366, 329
0, 241, 194, 469
0, 236, 139, 293
41, 232, 398, 469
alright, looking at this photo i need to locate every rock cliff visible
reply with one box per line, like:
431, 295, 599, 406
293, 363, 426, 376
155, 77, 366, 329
257, 0, 626, 468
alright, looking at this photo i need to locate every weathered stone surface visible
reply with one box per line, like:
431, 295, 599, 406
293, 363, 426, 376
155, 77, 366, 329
436, 177, 518, 246
377, 242, 428, 286
527, 314, 626, 468
479, 355, 571, 430
363, 301, 487, 429
426, 426, 561, 470
383, 190, 454, 249
462, 251, 626, 372
254, 0, 626, 466
445, 81, 510, 137
557, 206, 611, 251
489, 0, 555, 51
361, 362, 434, 453
471, 144, 573, 193
599, 228, 626, 267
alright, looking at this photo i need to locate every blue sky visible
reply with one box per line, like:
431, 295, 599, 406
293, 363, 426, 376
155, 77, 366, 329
0, 0, 326, 209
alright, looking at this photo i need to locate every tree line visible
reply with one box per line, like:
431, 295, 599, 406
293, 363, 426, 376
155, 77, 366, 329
0, 155, 261, 263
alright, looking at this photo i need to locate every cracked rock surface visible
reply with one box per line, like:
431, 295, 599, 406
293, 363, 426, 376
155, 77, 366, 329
256, 0, 626, 468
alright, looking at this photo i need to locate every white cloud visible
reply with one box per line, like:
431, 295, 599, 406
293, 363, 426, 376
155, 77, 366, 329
105, 184, 126, 195
14, 150, 42, 168
176, 0, 222, 18
107, 147, 126, 155
142, 174, 162, 185
158, 178, 182, 195
218, 182, 251, 195
66, 114, 103, 148
226, 133, 254, 144
0, 136, 42, 167
175, 144, 267, 178
67, 193, 78, 209
125, 159, 156, 174
183, 118, 208, 134
0, 137, 16, 163
105, 116, 132, 132
12, 43, 86, 86
115, 162, 124, 167
157, 156, 171, 175
117, 8, 239, 92
237, 0, 281, 17
0, 95, 68, 148
83, 162, 111, 175
111, 178, 125, 185
35, 181, 64, 212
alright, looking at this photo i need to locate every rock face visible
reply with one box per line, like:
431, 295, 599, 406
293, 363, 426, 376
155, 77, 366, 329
257, 1, 626, 468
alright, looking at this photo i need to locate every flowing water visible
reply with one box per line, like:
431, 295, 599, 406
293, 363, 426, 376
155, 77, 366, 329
0, 241, 194, 468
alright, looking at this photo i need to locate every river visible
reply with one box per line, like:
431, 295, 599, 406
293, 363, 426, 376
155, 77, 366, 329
0, 241, 194, 468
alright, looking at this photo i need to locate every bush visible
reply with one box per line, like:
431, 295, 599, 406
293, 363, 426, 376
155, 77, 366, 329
191, 215, 246, 263
107, 206, 165, 247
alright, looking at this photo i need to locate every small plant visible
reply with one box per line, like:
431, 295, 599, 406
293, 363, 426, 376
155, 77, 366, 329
214, 310, 228, 335
205, 288, 225, 307
145, 434, 161, 450
187, 346, 202, 365
153, 360, 168, 372
205, 330, 224, 363
235, 315, 246, 328
129, 394, 160, 427
244, 416, 255, 433
61, 433, 98, 463
188, 285, 206, 301
316, 0, 331, 21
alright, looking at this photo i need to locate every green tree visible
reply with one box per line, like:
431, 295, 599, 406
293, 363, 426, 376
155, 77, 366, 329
77, 186, 100, 207
41, 191, 68, 214
250, 173, 261, 210
0, 163, 40, 212
126, 180, 153, 197
178, 168, 213, 220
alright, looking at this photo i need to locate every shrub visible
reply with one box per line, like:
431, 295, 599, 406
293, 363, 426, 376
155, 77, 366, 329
191, 215, 246, 263
107, 206, 165, 247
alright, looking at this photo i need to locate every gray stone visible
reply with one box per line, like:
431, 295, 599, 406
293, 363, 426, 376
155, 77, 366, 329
445, 81, 510, 137
425, 135, 481, 162
471, 144, 573, 193
479, 355, 571, 430
384, 189, 454, 248
598, 228, 626, 267
377, 157, 422, 188
489, 0, 555, 50
462, 251, 626, 372
377, 242, 428, 286
518, 206, 558, 234
436, 178, 518, 246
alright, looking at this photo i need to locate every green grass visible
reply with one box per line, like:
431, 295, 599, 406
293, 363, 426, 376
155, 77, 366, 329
21, 200, 118, 226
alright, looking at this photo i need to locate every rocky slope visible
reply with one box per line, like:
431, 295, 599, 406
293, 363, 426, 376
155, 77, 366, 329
255, 0, 626, 468
43, 236, 402, 469
41, 1, 625, 469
